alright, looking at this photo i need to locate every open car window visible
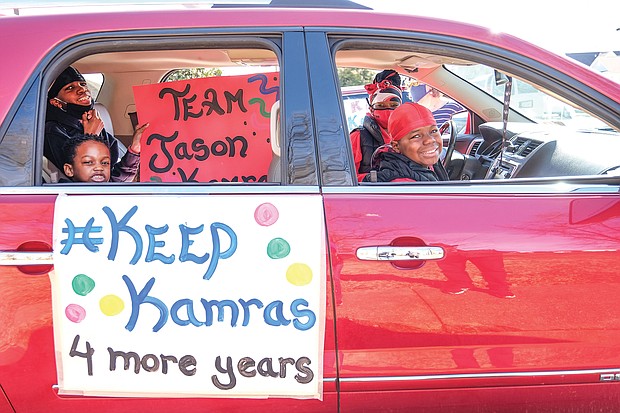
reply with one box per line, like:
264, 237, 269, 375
333, 43, 620, 185
447, 64, 611, 131
39, 46, 282, 185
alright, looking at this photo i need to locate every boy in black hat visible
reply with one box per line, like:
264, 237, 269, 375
45, 66, 147, 182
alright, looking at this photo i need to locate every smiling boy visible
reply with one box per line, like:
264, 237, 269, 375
62, 134, 113, 182
363, 102, 449, 182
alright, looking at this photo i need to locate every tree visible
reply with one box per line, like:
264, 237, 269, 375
338, 68, 375, 87
164, 68, 223, 82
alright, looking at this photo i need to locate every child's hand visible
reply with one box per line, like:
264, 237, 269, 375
129, 122, 149, 154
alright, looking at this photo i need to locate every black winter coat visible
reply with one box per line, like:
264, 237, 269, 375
44, 104, 138, 182
362, 151, 449, 182
354, 115, 385, 175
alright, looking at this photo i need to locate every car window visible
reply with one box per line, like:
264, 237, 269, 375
447, 64, 609, 130
83, 73, 103, 100
0, 44, 283, 186
0, 81, 37, 186
341, 86, 368, 131
333, 43, 620, 185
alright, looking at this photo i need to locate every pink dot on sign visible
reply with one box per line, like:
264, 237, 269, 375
65, 304, 86, 323
254, 203, 279, 226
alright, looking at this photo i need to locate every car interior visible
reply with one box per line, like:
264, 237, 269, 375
43, 43, 620, 185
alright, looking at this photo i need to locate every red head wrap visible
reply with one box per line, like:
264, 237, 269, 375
388, 102, 437, 141
364, 80, 402, 105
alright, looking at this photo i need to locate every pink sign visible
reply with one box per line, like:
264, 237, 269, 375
133, 72, 279, 183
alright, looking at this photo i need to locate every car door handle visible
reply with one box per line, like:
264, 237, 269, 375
356, 246, 444, 261
0, 251, 53, 266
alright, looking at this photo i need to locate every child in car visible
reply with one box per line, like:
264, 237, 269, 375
363, 102, 449, 182
61, 134, 112, 182
61, 133, 143, 183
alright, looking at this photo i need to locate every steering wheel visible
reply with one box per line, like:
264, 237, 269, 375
440, 120, 457, 170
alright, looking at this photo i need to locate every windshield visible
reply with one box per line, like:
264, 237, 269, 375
446, 64, 610, 131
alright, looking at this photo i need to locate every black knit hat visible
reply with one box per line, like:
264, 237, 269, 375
373, 69, 401, 88
47, 66, 85, 99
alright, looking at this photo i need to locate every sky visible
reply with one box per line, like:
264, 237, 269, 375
356, 0, 619, 54
4, 0, 618, 54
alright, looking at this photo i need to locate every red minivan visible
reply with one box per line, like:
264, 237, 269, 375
1, 1, 620, 412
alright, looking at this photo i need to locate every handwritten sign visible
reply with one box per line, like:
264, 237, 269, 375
133, 73, 279, 183
51, 194, 325, 398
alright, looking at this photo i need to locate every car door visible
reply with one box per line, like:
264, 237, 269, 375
305, 28, 620, 412
0, 26, 338, 412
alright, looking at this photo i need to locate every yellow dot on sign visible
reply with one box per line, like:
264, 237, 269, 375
100, 294, 125, 316
286, 263, 313, 286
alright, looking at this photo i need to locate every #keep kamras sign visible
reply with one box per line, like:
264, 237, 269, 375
133, 72, 279, 183
51, 194, 325, 398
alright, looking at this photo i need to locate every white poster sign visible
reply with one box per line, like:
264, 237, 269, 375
51, 194, 325, 399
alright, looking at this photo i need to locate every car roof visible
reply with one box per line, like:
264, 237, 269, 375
1, 0, 370, 16
1, 3, 617, 124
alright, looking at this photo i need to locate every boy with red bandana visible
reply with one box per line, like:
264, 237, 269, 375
350, 69, 403, 181
363, 102, 449, 182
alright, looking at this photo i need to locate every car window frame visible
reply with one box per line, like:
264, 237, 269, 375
0, 28, 324, 188
313, 28, 620, 190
